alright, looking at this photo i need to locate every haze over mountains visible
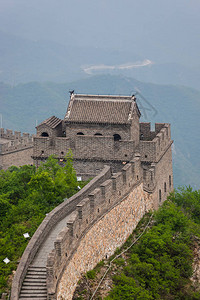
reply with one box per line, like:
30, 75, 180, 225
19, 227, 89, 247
0, 0, 200, 188
0, 0, 200, 89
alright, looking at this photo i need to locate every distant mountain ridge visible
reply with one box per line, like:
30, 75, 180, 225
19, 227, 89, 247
0, 31, 200, 90
1, 74, 200, 188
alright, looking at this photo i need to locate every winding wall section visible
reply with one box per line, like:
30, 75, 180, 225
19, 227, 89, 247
11, 153, 170, 299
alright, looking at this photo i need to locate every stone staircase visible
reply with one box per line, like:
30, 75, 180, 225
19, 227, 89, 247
19, 266, 47, 299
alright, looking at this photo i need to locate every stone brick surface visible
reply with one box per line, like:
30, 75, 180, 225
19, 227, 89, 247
0, 128, 34, 169
57, 183, 153, 300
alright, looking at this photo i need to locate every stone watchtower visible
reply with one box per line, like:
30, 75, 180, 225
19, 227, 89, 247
33, 93, 173, 208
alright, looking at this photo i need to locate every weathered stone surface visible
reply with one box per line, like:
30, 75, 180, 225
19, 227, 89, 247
57, 184, 153, 300
0, 128, 34, 169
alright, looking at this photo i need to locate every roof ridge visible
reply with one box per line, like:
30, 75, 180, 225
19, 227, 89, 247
37, 116, 62, 129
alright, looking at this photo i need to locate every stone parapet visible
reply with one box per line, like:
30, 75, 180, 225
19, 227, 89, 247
139, 123, 172, 162
0, 128, 34, 154
46, 159, 145, 298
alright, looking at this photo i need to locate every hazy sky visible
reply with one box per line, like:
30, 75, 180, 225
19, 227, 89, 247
0, 0, 200, 65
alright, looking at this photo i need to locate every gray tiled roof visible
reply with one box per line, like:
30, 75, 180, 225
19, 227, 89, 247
65, 94, 140, 124
37, 116, 62, 128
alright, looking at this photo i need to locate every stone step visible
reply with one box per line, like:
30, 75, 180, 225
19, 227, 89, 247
19, 295, 47, 300
21, 286, 47, 291
19, 294, 47, 298
20, 290, 47, 294
27, 271, 46, 275
23, 278, 46, 283
25, 274, 46, 279
23, 282, 47, 287
29, 266, 46, 270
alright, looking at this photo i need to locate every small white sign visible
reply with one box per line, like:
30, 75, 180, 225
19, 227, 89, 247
23, 233, 30, 238
77, 176, 82, 181
3, 257, 10, 264
78, 186, 81, 190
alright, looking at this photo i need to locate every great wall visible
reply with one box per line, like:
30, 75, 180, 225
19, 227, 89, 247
0, 128, 34, 170
0, 93, 173, 299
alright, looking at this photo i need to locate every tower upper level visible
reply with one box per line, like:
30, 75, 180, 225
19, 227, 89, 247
64, 94, 141, 125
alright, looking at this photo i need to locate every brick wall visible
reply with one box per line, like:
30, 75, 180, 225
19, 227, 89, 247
64, 123, 132, 141
46, 159, 155, 299
0, 128, 34, 169
153, 145, 173, 209
139, 123, 172, 163
0, 147, 33, 169
57, 184, 153, 300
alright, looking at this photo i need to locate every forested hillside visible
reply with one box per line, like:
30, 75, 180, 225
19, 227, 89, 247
1, 74, 200, 188
74, 188, 200, 300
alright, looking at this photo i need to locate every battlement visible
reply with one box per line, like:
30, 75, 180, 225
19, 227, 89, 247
0, 128, 34, 154
46, 158, 145, 297
0, 128, 34, 140
0, 128, 34, 170
139, 123, 172, 162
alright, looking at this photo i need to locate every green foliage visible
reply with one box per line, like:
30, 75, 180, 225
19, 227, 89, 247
0, 154, 82, 295
170, 187, 200, 225
86, 270, 96, 280
106, 189, 200, 300
113, 258, 125, 267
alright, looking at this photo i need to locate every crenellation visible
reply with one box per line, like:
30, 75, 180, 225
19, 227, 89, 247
155, 123, 165, 133
88, 188, 103, 217
122, 163, 134, 187
6, 129, 14, 138
45, 158, 158, 299
14, 131, 21, 139
111, 172, 124, 196
0, 128, 4, 137
0, 128, 34, 169
77, 198, 91, 228
66, 211, 79, 238
132, 154, 142, 181
100, 179, 113, 202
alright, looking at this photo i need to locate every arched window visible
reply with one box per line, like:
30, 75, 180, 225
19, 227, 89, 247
77, 132, 84, 135
94, 133, 103, 136
41, 132, 49, 137
164, 182, 167, 192
113, 134, 121, 141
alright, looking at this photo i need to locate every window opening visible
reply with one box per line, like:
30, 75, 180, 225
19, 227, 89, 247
41, 132, 49, 137
94, 133, 103, 136
113, 134, 121, 141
